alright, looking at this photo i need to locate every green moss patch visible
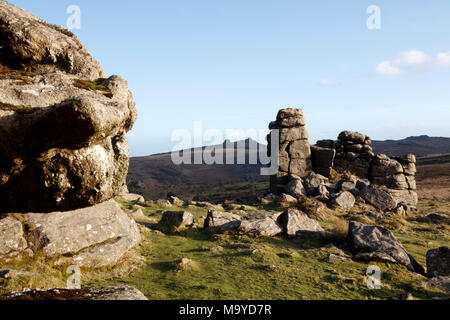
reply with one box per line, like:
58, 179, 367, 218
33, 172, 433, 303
73, 79, 113, 98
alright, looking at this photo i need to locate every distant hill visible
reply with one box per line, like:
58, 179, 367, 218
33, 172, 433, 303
127, 139, 268, 201
128, 135, 450, 201
372, 135, 450, 157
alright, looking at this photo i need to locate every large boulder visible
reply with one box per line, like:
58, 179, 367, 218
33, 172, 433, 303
426, 247, 450, 277
0, 2, 137, 213
25, 200, 141, 268
276, 208, 324, 238
347, 221, 424, 274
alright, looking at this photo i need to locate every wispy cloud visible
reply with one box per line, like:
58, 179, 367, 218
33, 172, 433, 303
376, 61, 403, 77
437, 52, 450, 68
376, 50, 450, 77
394, 50, 433, 70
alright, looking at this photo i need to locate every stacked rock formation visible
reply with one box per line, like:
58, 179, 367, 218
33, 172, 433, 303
268, 108, 312, 193
309, 130, 418, 210
0, 2, 140, 267
333, 131, 374, 178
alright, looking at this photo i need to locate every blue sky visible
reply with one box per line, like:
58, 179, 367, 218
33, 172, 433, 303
10, 0, 450, 156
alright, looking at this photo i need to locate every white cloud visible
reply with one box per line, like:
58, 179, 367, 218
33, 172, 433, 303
318, 79, 338, 86
437, 52, 450, 68
376, 61, 403, 77
394, 50, 433, 69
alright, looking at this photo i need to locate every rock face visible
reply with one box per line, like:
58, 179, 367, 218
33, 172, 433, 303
0, 200, 141, 268
0, 2, 137, 213
347, 221, 424, 274
268, 108, 312, 193
0, 1, 104, 79
426, 247, 450, 277
0, 286, 148, 300
0, 2, 140, 269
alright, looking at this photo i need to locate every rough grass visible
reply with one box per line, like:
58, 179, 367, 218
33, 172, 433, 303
1, 200, 448, 300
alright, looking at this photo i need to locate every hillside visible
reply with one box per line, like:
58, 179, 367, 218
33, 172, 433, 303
371, 135, 450, 157
128, 136, 450, 201
127, 139, 268, 201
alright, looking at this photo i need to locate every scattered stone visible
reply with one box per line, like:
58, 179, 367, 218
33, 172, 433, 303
238, 217, 283, 237
388, 292, 414, 300
0, 286, 147, 300
426, 247, 450, 277
347, 221, 425, 274
351, 211, 383, 219
173, 258, 198, 271
167, 195, 184, 206
118, 193, 145, 204
328, 254, 351, 262
303, 172, 328, 195
425, 276, 450, 293
284, 179, 306, 198
204, 211, 242, 233
332, 191, 355, 210
278, 193, 298, 205
276, 208, 324, 238
158, 211, 194, 229
360, 186, 397, 211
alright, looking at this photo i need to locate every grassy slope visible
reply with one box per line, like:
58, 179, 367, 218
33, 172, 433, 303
1, 200, 448, 300
83, 201, 448, 300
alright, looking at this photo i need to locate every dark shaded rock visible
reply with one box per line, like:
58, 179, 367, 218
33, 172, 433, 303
427, 247, 450, 277
316, 139, 334, 148
347, 221, 425, 274
158, 211, 194, 229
